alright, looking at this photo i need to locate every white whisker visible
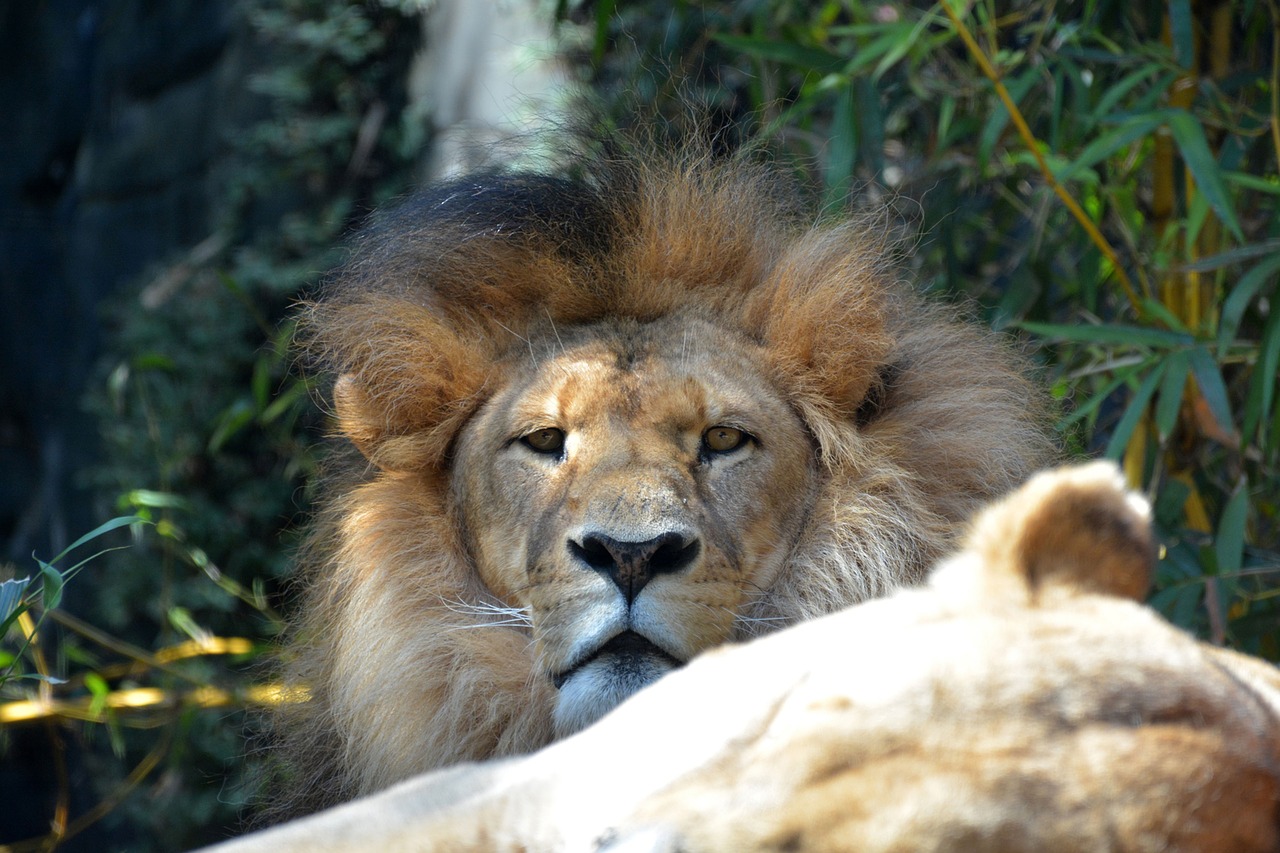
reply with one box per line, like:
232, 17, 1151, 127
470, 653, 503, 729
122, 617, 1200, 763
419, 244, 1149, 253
440, 596, 534, 630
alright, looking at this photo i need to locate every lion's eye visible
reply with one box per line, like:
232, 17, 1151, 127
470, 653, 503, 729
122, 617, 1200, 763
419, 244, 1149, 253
521, 427, 566, 455
703, 426, 747, 454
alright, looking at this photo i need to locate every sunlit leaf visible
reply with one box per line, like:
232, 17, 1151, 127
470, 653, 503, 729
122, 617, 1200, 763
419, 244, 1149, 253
0, 578, 31, 637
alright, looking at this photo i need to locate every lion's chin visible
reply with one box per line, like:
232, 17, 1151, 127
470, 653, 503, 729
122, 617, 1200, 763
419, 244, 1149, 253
552, 631, 681, 737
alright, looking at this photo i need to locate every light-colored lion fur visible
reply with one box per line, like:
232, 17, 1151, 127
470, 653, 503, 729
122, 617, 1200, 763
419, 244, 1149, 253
268, 144, 1055, 816
216, 462, 1280, 852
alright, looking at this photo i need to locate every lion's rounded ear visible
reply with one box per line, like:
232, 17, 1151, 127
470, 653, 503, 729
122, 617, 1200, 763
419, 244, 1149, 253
965, 461, 1156, 602
333, 375, 435, 472
333, 374, 386, 464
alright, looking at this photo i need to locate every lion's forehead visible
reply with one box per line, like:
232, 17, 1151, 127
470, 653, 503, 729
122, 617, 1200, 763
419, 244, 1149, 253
505, 335, 785, 439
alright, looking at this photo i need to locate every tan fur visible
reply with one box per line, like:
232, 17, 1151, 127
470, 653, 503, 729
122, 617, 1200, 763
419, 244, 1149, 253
217, 463, 1280, 852
270, 146, 1055, 814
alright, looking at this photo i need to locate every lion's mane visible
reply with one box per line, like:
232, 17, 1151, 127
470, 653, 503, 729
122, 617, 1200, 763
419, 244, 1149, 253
267, 142, 1055, 816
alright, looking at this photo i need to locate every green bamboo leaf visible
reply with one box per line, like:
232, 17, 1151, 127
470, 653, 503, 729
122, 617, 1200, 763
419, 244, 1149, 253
1019, 321, 1193, 347
842, 24, 913, 76
1217, 252, 1280, 355
1168, 0, 1195, 68
1242, 302, 1280, 446
0, 578, 32, 636
168, 607, 208, 643
872, 11, 938, 79
260, 381, 310, 424
825, 83, 857, 202
1155, 349, 1190, 441
1224, 171, 1280, 194
979, 69, 1037, 171
209, 399, 256, 453
855, 76, 884, 177
1056, 370, 1133, 431
1187, 345, 1235, 437
1183, 238, 1280, 273
45, 515, 144, 567
85, 672, 111, 717
1166, 111, 1244, 241
1105, 363, 1164, 460
592, 0, 614, 66
39, 561, 64, 611
1215, 479, 1249, 578
1057, 112, 1167, 183
710, 34, 843, 72
1092, 65, 1169, 119
1139, 297, 1191, 333
252, 358, 271, 412
121, 491, 190, 514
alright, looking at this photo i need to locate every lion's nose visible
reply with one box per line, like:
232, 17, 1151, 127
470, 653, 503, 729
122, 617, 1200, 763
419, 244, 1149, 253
569, 532, 700, 604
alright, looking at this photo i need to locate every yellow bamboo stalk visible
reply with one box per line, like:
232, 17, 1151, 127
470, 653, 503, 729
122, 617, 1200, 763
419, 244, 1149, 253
1123, 414, 1150, 490
939, 0, 1145, 312
0, 682, 307, 725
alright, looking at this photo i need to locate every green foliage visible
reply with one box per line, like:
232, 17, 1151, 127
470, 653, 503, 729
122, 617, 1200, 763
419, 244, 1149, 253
575, 0, 1279, 657
1, 1, 423, 850
1, 516, 142, 687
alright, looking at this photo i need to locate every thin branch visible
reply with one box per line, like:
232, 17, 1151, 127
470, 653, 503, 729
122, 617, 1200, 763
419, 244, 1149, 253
939, 0, 1146, 312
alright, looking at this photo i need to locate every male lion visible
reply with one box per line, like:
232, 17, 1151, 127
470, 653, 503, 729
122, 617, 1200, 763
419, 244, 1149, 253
220, 462, 1280, 852
272, 143, 1054, 813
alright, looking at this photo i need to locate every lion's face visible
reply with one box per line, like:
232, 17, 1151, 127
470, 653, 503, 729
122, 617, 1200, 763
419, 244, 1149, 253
281, 152, 1057, 808
454, 316, 817, 735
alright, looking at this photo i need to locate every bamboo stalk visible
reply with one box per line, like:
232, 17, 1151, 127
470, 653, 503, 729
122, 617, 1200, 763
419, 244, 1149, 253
939, 0, 1145, 312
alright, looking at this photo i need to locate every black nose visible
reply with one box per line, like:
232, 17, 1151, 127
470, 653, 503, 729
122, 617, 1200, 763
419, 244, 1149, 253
569, 532, 701, 604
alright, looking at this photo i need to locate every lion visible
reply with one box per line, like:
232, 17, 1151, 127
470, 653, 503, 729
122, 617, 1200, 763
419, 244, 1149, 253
218, 462, 1280, 852
269, 142, 1055, 815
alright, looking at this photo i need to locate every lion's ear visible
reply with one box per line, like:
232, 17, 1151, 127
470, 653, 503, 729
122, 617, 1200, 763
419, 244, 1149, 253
333, 374, 386, 464
332, 374, 462, 473
744, 228, 894, 463
965, 461, 1156, 602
